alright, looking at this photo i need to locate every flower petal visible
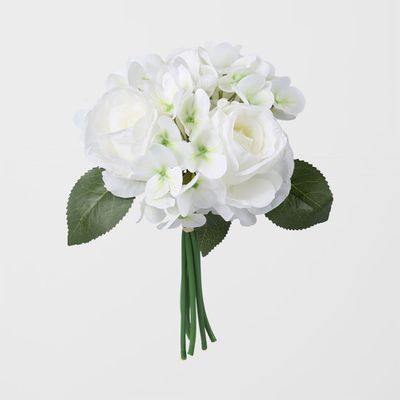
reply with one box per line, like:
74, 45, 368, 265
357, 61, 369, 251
146, 196, 175, 209
176, 190, 193, 217
145, 174, 170, 199
148, 144, 178, 170
275, 86, 305, 115
231, 208, 257, 226
128, 62, 147, 89
199, 153, 227, 179
194, 88, 211, 118
132, 195, 145, 223
157, 116, 181, 142
145, 206, 167, 223
181, 213, 207, 229
236, 74, 266, 99
251, 88, 275, 108
102, 171, 144, 198
228, 177, 276, 208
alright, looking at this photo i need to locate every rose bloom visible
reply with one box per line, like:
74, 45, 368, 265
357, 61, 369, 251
211, 100, 294, 226
84, 88, 157, 198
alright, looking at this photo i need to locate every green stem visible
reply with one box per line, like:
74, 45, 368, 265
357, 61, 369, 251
180, 233, 187, 360
185, 265, 191, 339
227, 92, 235, 101
175, 118, 189, 142
189, 232, 207, 350
191, 232, 217, 343
184, 233, 197, 356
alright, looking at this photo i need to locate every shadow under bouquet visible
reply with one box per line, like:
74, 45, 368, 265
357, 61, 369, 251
67, 43, 333, 359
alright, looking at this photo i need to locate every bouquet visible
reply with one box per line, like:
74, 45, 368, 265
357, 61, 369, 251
67, 42, 333, 359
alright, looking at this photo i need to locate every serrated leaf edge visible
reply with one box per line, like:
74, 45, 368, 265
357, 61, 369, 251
265, 159, 333, 231
66, 168, 133, 246
198, 218, 232, 257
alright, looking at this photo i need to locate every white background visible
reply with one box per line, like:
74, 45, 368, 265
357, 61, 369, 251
1, 0, 399, 399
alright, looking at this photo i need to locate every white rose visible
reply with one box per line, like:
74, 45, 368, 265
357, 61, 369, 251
213, 101, 294, 226
84, 87, 156, 197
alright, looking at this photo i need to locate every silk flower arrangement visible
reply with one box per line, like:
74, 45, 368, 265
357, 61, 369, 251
67, 43, 333, 359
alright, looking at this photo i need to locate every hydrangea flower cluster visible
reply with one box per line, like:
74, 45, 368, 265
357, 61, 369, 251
82, 42, 305, 229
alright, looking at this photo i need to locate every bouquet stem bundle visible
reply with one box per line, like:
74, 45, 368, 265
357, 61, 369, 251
180, 231, 216, 359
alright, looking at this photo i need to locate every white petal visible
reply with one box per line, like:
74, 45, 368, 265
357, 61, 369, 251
172, 141, 192, 168
156, 207, 180, 229
168, 166, 183, 197
176, 64, 194, 92
228, 177, 276, 208
218, 76, 236, 93
271, 76, 291, 92
271, 108, 296, 120
199, 153, 227, 179
102, 171, 144, 198
145, 174, 170, 199
194, 88, 211, 118
183, 143, 197, 172
205, 42, 241, 70
176, 190, 193, 217
146, 196, 175, 209
252, 59, 274, 78
198, 65, 218, 95
142, 54, 165, 74
193, 185, 215, 209
251, 88, 275, 108
157, 116, 181, 141
132, 195, 145, 223
144, 206, 166, 224
128, 62, 147, 89
177, 93, 197, 133
214, 205, 234, 221
275, 86, 305, 115
232, 208, 257, 227
255, 146, 294, 214
162, 72, 179, 102
148, 144, 178, 170
162, 218, 182, 230
236, 74, 266, 99
182, 213, 207, 229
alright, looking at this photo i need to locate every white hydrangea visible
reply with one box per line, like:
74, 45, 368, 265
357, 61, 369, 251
81, 43, 305, 229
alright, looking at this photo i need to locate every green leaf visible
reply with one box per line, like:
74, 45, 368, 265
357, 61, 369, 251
266, 159, 333, 230
67, 168, 133, 245
195, 213, 231, 257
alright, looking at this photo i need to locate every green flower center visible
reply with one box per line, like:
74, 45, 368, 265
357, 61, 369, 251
158, 131, 170, 147
196, 144, 209, 159
158, 167, 168, 180
185, 111, 196, 124
229, 71, 246, 85
160, 100, 173, 113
